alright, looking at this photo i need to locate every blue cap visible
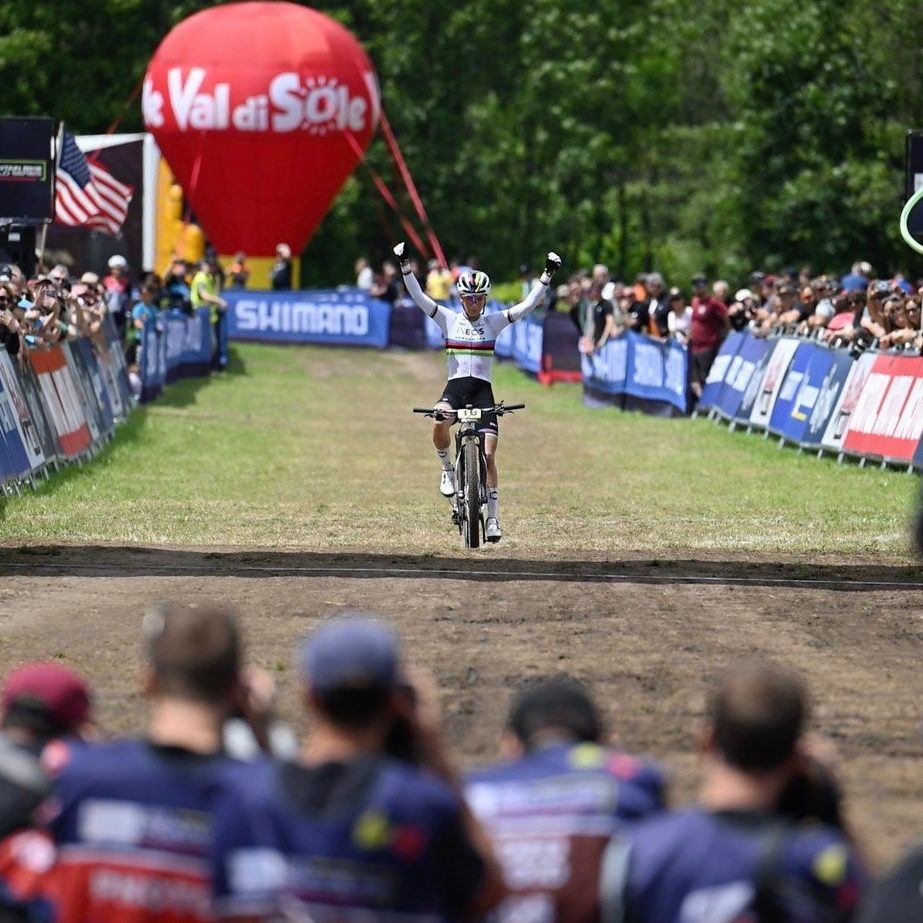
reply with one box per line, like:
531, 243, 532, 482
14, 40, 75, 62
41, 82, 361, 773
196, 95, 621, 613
300, 616, 399, 695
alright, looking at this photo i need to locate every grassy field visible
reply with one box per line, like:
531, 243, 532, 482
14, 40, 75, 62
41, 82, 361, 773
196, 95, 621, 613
0, 342, 917, 559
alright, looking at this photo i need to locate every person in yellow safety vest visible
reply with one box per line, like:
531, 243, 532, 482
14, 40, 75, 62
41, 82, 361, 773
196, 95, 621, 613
190, 256, 229, 372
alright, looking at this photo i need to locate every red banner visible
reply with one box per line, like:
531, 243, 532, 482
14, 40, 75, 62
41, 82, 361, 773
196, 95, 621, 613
29, 347, 92, 458
841, 353, 923, 462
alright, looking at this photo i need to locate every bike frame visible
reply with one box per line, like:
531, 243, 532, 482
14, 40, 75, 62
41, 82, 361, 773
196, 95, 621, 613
412, 401, 524, 548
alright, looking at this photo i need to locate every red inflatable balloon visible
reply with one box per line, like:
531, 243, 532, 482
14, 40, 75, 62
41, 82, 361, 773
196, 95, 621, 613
143, 1, 379, 256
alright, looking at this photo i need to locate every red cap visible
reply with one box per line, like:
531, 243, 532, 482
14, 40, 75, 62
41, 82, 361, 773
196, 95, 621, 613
2, 662, 91, 733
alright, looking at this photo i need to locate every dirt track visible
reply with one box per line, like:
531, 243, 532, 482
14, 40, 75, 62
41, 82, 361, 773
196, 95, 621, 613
0, 544, 921, 870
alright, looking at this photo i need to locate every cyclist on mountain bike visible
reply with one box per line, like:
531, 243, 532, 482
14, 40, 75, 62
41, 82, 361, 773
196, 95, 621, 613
393, 241, 562, 542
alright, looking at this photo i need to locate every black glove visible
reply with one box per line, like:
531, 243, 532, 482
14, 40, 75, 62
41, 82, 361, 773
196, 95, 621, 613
540, 251, 562, 284
393, 242, 410, 270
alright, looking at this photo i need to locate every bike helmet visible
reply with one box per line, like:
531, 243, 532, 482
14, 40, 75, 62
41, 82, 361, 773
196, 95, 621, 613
458, 270, 491, 297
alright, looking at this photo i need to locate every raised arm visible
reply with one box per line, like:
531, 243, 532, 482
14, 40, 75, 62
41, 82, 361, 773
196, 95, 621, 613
505, 252, 562, 323
392, 242, 446, 320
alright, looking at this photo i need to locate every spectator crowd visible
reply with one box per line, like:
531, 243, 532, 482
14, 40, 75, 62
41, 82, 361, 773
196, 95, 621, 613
350, 252, 923, 403
550, 259, 923, 400
0, 250, 235, 398
0, 606, 916, 923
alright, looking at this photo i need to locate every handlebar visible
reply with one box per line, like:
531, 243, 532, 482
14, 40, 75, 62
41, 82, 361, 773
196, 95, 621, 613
412, 402, 526, 418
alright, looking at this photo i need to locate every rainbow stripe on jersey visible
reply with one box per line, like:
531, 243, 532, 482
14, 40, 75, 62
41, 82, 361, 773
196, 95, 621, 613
445, 339, 496, 357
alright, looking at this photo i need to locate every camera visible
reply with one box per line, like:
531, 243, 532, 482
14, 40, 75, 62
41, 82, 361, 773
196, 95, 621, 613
776, 755, 844, 829
384, 681, 423, 765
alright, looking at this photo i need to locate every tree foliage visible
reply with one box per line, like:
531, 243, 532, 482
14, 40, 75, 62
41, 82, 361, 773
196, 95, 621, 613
0, 0, 915, 285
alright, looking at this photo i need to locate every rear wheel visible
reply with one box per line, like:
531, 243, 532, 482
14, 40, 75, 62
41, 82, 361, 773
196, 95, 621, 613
462, 439, 481, 548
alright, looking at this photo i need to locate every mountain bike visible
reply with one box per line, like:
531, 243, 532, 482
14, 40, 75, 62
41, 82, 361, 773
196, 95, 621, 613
412, 402, 525, 548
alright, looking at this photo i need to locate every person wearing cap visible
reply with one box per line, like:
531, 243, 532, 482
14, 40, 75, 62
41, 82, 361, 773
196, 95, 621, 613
0, 662, 91, 920
102, 255, 131, 344
728, 288, 757, 331
270, 243, 292, 291
44, 604, 259, 923
211, 615, 504, 922
465, 677, 665, 923
601, 660, 868, 923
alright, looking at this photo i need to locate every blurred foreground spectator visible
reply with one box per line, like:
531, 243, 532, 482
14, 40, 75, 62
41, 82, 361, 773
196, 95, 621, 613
0, 662, 92, 922
466, 677, 665, 923
45, 604, 256, 923
211, 615, 504, 921
601, 660, 868, 923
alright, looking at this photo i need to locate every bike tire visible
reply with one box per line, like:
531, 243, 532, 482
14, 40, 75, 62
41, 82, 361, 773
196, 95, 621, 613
463, 439, 481, 548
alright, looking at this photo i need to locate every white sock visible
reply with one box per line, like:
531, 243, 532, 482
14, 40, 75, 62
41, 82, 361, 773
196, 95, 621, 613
436, 448, 453, 472
487, 487, 499, 520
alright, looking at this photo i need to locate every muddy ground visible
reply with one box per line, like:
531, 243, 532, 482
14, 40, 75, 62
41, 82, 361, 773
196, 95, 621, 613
0, 544, 921, 872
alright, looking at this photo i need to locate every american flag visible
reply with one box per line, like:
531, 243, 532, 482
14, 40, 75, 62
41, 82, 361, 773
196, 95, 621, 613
55, 128, 133, 236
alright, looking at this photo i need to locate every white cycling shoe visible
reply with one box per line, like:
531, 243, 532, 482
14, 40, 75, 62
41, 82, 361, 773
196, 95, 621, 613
440, 470, 456, 497
486, 518, 502, 542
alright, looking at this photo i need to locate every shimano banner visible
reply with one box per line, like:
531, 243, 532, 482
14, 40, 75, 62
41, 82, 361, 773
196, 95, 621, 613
581, 336, 629, 400
624, 333, 688, 413
581, 332, 687, 414
227, 289, 391, 348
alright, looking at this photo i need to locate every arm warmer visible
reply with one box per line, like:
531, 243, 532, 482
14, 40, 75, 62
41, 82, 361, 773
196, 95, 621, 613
505, 279, 549, 323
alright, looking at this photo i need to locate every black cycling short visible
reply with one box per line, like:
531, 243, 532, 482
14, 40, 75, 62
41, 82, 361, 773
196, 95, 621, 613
437, 376, 498, 436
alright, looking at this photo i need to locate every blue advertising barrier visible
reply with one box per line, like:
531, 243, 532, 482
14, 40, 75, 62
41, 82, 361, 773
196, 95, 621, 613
164, 309, 211, 382
623, 333, 688, 414
508, 314, 544, 375
0, 370, 31, 480
767, 341, 817, 437
581, 332, 687, 414
226, 288, 390, 348
713, 334, 772, 420
734, 338, 780, 425
698, 332, 745, 411
800, 350, 854, 449
140, 309, 212, 402
0, 319, 133, 488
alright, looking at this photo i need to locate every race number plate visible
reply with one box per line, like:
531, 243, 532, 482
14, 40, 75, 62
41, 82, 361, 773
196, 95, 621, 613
457, 408, 482, 422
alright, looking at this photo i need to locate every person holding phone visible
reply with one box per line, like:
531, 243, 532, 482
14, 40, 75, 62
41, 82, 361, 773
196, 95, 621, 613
211, 614, 504, 922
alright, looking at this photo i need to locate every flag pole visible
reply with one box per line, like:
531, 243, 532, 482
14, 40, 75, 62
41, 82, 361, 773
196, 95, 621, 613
36, 223, 49, 271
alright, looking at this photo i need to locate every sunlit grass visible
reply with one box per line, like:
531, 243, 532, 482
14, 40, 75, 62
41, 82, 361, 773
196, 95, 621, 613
0, 343, 917, 560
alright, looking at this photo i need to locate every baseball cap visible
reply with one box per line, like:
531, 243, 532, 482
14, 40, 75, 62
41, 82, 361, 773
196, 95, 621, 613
691, 273, 707, 287
735, 288, 755, 302
299, 617, 399, 697
0, 264, 12, 283
2, 662, 91, 734
107, 255, 128, 270
80, 272, 99, 286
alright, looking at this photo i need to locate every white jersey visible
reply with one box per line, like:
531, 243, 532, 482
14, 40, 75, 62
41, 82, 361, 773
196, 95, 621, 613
401, 269, 548, 382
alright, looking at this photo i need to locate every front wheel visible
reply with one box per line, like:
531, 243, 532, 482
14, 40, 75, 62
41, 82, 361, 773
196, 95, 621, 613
462, 439, 481, 548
